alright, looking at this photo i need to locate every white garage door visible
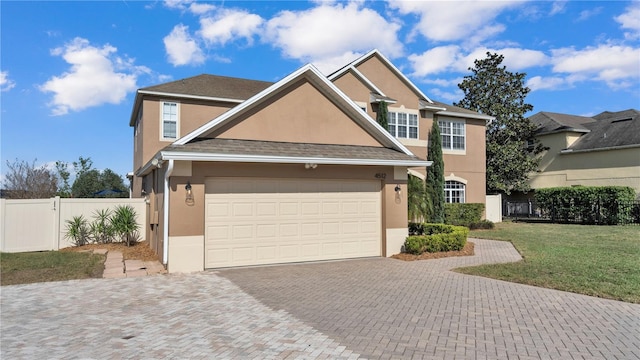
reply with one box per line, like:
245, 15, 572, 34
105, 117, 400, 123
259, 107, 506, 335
205, 177, 381, 268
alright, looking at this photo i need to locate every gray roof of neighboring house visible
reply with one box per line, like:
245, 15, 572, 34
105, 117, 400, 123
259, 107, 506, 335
163, 138, 426, 162
530, 111, 595, 134
530, 109, 640, 151
569, 109, 640, 151
140, 74, 273, 100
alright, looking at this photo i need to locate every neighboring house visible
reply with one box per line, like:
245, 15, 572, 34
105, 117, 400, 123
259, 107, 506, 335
527, 109, 640, 197
129, 50, 489, 273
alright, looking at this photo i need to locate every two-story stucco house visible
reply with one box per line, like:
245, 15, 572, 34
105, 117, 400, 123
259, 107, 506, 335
129, 50, 489, 273
526, 109, 640, 197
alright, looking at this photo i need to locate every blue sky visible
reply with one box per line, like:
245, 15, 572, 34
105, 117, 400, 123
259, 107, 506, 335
1, 0, 639, 183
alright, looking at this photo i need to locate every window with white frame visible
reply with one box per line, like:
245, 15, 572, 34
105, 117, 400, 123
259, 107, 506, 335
161, 102, 178, 140
388, 111, 418, 139
444, 181, 465, 203
439, 119, 465, 150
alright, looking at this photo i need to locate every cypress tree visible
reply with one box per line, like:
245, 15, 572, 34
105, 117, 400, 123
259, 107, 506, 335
376, 101, 388, 130
426, 121, 445, 223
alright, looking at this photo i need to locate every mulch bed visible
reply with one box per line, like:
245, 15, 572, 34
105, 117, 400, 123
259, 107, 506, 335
60, 240, 160, 262
390, 241, 474, 261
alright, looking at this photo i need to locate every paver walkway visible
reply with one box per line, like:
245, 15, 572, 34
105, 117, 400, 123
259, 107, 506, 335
102, 250, 167, 279
1, 238, 638, 359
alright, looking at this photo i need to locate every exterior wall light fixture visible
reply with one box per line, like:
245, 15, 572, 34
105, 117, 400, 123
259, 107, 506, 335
185, 181, 195, 206
394, 184, 401, 193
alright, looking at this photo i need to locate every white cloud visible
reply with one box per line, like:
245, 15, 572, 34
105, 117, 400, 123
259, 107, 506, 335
264, 2, 402, 72
526, 76, 567, 91
549, 1, 567, 16
551, 45, 640, 89
1, 71, 16, 91
576, 7, 602, 22
390, 1, 524, 43
408, 46, 463, 76
164, 24, 205, 66
615, 3, 640, 40
428, 88, 463, 103
463, 47, 549, 71
409, 46, 548, 77
189, 2, 215, 14
198, 9, 263, 46
39, 37, 145, 116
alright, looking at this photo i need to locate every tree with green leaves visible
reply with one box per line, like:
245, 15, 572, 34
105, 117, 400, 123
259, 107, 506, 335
407, 174, 431, 222
376, 101, 388, 130
426, 121, 445, 223
56, 156, 128, 198
455, 52, 543, 194
55, 161, 72, 197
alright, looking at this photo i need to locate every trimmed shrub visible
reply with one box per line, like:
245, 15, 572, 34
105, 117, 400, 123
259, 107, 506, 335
535, 186, 636, 225
444, 203, 484, 226
469, 220, 495, 230
403, 223, 468, 254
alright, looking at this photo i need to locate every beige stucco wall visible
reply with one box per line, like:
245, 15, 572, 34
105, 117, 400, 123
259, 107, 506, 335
406, 116, 487, 205
331, 55, 487, 206
354, 56, 422, 109
530, 144, 640, 195
132, 97, 236, 195
213, 80, 382, 147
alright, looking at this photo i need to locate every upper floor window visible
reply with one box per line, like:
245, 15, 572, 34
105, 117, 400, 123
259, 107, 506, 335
444, 181, 465, 203
388, 111, 418, 139
439, 119, 465, 150
161, 102, 179, 141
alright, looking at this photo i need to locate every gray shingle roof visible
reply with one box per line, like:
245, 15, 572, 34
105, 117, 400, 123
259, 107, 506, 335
569, 109, 640, 151
163, 138, 426, 163
530, 111, 595, 134
530, 109, 640, 151
140, 74, 273, 100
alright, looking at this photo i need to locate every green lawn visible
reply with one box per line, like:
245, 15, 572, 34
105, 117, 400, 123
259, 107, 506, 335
459, 222, 640, 303
0, 251, 105, 286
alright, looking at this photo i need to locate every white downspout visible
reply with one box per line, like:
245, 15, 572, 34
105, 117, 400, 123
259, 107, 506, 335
163, 159, 174, 265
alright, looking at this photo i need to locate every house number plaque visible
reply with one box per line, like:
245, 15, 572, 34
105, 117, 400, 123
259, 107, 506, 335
375, 173, 386, 179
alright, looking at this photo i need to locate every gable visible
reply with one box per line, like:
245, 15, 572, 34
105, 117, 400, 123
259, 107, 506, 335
332, 72, 373, 105
209, 79, 383, 147
353, 55, 423, 108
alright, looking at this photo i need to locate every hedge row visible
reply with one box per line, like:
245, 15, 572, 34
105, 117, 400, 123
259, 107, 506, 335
535, 186, 636, 225
444, 203, 484, 226
404, 223, 468, 254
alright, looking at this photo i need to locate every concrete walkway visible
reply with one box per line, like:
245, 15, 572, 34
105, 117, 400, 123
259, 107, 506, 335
1, 239, 638, 359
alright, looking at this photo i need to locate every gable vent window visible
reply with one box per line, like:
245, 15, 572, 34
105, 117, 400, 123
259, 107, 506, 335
388, 111, 418, 139
161, 102, 179, 140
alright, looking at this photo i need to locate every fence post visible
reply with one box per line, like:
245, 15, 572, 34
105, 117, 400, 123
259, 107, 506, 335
0, 199, 5, 252
52, 197, 61, 250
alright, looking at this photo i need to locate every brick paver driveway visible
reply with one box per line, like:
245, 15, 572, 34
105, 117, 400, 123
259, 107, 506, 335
2, 238, 639, 359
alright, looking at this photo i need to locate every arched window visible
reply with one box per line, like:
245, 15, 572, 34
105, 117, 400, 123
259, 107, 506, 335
444, 181, 465, 203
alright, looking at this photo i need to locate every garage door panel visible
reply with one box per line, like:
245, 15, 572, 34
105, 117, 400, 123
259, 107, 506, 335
280, 223, 299, 237
205, 178, 381, 268
301, 223, 319, 236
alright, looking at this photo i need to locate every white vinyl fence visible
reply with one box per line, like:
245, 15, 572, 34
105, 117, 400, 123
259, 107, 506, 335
0, 197, 146, 253
485, 194, 503, 223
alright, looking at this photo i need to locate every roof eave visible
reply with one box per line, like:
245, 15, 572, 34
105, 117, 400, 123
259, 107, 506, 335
137, 90, 245, 104
435, 110, 494, 121
560, 143, 640, 154
160, 151, 432, 167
